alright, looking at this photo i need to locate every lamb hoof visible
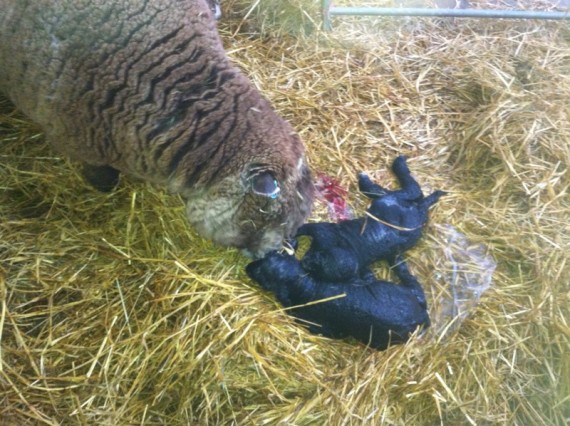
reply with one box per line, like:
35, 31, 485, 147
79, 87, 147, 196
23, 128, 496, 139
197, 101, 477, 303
391, 156, 409, 174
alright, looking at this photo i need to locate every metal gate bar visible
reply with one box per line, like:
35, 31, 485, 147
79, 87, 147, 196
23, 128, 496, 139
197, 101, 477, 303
322, 0, 570, 30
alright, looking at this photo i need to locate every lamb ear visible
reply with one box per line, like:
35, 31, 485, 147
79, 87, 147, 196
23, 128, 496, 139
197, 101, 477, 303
358, 173, 386, 199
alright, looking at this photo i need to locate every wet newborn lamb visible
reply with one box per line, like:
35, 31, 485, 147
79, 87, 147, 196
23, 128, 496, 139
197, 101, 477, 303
246, 250, 430, 350
297, 156, 445, 281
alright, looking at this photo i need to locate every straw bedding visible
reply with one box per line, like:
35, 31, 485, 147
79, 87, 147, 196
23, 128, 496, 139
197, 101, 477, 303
1, 1, 568, 424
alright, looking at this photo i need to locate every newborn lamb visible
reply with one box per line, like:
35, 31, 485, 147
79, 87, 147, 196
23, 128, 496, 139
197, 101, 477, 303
297, 156, 445, 281
246, 250, 430, 350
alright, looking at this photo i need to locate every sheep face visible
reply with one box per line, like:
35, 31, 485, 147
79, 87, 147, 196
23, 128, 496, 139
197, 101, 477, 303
182, 158, 314, 258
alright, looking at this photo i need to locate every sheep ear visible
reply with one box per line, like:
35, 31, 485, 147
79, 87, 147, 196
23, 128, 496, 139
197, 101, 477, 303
168, 174, 185, 195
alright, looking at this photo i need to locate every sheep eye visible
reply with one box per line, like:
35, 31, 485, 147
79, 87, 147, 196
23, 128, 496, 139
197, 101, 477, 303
251, 171, 280, 199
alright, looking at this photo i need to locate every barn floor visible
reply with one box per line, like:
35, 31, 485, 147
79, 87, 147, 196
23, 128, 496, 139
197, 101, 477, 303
0, 1, 568, 425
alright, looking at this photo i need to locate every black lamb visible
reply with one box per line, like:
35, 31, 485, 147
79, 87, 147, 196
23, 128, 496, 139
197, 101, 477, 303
296, 156, 445, 282
246, 250, 430, 350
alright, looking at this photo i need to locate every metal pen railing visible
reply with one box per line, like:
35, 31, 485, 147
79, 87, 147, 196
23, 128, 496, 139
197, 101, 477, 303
322, 0, 570, 30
